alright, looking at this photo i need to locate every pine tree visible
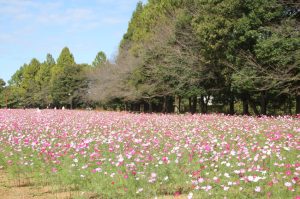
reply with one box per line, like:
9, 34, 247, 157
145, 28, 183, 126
92, 51, 107, 67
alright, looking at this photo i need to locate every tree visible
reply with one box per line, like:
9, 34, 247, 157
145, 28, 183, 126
46, 53, 56, 66
92, 51, 107, 67
50, 47, 77, 107
0, 79, 5, 107
7, 65, 26, 107
35, 54, 56, 107
52, 64, 88, 108
21, 58, 41, 107
247, 18, 300, 114
0, 79, 5, 92
56, 47, 75, 67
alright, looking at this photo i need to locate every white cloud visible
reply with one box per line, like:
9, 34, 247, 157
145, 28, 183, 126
37, 8, 94, 25
0, 1, 62, 22
0, 0, 37, 7
0, 0, 131, 31
1, 0, 143, 82
101, 17, 125, 25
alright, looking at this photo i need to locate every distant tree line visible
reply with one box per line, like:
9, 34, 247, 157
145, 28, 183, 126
89, 0, 300, 115
1, 0, 299, 115
0, 47, 106, 109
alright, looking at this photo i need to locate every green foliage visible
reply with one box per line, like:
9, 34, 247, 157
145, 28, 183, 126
21, 58, 41, 107
111, 0, 299, 114
46, 53, 56, 66
51, 47, 76, 86
51, 64, 87, 107
0, 79, 5, 91
0, 79, 5, 107
35, 63, 53, 107
5, 0, 300, 114
56, 47, 75, 67
92, 51, 107, 67
6, 48, 89, 108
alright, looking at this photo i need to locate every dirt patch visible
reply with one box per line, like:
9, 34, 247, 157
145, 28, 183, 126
0, 170, 80, 199
0, 170, 189, 199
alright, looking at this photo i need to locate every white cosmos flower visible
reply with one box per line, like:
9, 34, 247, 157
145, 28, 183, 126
283, 147, 290, 151
82, 165, 88, 169
188, 192, 193, 199
255, 186, 261, 192
136, 188, 143, 193
198, 178, 204, 183
284, 182, 292, 187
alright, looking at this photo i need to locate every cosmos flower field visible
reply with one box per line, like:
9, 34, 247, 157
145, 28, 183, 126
0, 109, 299, 198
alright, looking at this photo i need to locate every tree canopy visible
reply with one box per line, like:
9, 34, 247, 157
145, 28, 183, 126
89, 0, 300, 115
3, 49, 92, 109
92, 51, 107, 67
3, 0, 300, 115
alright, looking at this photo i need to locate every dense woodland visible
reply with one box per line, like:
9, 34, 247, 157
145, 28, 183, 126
0, 0, 299, 115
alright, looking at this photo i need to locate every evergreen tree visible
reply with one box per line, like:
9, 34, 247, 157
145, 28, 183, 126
50, 47, 77, 107
51, 64, 88, 108
92, 51, 107, 67
0, 79, 5, 91
46, 53, 56, 66
22, 58, 41, 107
35, 54, 56, 107
57, 47, 75, 67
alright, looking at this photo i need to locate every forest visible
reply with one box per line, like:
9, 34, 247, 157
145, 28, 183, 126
0, 0, 299, 115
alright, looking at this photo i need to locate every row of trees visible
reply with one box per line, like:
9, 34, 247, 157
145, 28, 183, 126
89, 0, 299, 115
0, 48, 107, 109
1, 0, 299, 115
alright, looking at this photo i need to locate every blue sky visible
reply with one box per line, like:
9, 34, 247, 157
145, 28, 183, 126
0, 0, 147, 83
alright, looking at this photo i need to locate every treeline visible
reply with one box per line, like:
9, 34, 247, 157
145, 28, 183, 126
89, 0, 300, 115
0, 48, 107, 109
1, 0, 299, 115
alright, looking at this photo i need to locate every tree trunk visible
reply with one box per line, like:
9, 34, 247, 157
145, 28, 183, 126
192, 96, 197, 114
174, 95, 181, 113
205, 96, 209, 113
167, 96, 174, 113
229, 94, 234, 115
189, 97, 192, 113
288, 96, 292, 115
178, 96, 181, 113
296, 94, 300, 114
260, 91, 267, 115
249, 99, 260, 116
199, 95, 207, 114
241, 93, 249, 115
162, 96, 167, 113
140, 103, 145, 113
148, 101, 152, 113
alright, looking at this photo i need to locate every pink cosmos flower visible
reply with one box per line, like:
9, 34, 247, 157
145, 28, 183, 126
255, 186, 261, 192
204, 144, 211, 152
286, 170, 292, 176
51, 167, 57, 173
